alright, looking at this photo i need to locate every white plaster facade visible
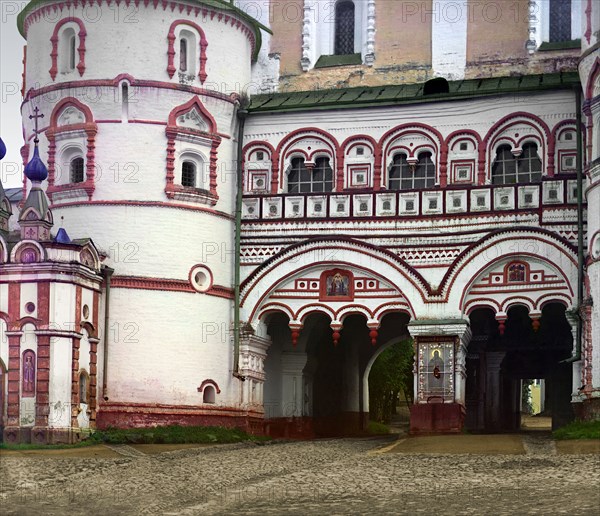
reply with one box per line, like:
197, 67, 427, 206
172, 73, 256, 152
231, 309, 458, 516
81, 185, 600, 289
1, 0, 598, 441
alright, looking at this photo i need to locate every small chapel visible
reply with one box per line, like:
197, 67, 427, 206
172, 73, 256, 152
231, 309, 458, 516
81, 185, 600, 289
0, 0, 599, 443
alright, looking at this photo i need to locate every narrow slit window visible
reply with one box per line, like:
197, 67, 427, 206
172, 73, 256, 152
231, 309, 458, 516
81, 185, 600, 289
69, 34, 76, 70
180, 39, 188, 72
122, 83, 129, 122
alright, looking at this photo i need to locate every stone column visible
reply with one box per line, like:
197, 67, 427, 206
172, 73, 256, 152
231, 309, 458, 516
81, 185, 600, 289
239, 334, 270, 413
3, 331, 22, 443
454, 325, 472, 406
32, 334, 50, 444
565, 310, 583, 397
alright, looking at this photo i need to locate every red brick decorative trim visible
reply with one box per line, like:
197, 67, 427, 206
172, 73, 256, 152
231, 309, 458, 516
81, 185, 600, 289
197, 379, 221, 394
585, 0, 593, 44
167, 20, 208, 83
111, 275, 234, 298
25, 75, 237, 106
49, 17, 86, 81
49, 199, 234, 221
165, 96, 222, 201
275, 128, 340, 194
45, 97, 97, 201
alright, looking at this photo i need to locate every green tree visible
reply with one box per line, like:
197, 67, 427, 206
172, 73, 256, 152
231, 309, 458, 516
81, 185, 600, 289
368, 338, 414, 423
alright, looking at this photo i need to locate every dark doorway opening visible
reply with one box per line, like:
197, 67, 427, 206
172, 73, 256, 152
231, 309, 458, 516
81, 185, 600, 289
466, 303, 574, 432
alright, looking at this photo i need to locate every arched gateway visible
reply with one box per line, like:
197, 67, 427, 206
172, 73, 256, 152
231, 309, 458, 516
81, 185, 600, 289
239, 233, 579, 436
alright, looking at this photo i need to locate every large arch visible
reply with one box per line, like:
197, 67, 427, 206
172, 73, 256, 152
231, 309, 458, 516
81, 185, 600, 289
441, 227, 578, 309
241, 237, 428, 326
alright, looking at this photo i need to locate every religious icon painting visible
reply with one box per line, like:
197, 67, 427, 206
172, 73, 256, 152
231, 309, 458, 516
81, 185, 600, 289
417, 339, 455, 402
22, 349, 36, 398
319, 269, 354, 301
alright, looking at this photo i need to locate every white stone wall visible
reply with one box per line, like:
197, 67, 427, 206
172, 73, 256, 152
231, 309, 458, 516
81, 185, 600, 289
105, 288, 237, 406
23, 2, 254, 93
431, 0, 467, 80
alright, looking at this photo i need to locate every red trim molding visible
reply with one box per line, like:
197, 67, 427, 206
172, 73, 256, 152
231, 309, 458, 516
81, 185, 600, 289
111, 275, 233, 298
45, 97, 97, 201
197, 379, 221, 394
167, 20, 208, 84
165, 96, 221, 201
49, 17, 86, 81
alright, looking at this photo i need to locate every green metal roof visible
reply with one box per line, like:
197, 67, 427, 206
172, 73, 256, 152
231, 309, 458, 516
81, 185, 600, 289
249, 72, 581, 113
17, 0, 271, 61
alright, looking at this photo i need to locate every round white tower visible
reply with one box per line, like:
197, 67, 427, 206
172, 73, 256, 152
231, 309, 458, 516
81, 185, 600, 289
18, 0, 266, 428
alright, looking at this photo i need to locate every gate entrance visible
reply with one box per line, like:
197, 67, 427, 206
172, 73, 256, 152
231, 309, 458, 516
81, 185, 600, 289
466, 303, 574, 432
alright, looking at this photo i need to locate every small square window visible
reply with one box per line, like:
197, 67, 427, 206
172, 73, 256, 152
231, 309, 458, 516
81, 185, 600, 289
457, 168, 469, 180
564, 132, 573, 141
459, 142, 468, 151
256, 151, 264, 161
356, 147, 364, 156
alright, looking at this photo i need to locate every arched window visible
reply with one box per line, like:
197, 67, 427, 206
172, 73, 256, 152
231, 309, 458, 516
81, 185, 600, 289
182, 161, 196, 187
519, 143, 543, 182
203, 385, 216, 404
491, 143, 541, 185
180, 39, 188, 72
335, 1, 355, 55
288, 157, 334, 193
389, 152, 436, 190
178, 29, 197, 76
60, 27, 77, 73
69, 34, 76, 70
70, 157, 85, 183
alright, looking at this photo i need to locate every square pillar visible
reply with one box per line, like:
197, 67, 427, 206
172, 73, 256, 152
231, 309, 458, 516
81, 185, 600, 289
408, 319, 471, 434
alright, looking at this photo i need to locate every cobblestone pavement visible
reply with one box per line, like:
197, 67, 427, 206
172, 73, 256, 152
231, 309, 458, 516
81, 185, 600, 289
1, 436, 599, 515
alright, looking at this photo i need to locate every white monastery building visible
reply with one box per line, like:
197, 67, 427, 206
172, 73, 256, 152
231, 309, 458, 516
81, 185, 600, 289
0, 0, 599, 442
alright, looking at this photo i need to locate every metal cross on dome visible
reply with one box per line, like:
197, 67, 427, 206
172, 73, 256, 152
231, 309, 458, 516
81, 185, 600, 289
29, 107, 45, 144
